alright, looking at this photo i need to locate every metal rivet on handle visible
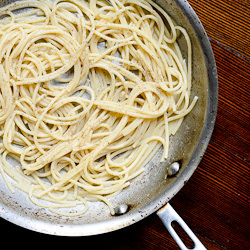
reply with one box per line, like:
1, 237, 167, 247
168, 162, 180, 176
114, 204, 129, 215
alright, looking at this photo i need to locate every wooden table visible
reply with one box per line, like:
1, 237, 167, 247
1, 0, 249, 249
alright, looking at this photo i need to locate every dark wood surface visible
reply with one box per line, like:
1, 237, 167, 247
1, 0, 249, 249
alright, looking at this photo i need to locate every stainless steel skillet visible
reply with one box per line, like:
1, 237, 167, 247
0, 0, 218, 248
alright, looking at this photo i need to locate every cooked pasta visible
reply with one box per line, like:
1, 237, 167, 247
0, 0, 197, 216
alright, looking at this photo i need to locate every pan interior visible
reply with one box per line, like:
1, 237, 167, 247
0, 0, 217, 235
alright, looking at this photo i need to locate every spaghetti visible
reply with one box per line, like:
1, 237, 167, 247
0, 0, 197, 216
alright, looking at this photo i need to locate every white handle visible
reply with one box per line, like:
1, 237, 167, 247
157, 203, 206, 250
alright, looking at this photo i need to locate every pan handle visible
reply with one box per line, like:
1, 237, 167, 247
157, 203, 207, 250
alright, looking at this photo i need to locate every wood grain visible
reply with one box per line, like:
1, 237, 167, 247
188, 0, 250, 59
1, 1, 249, 249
